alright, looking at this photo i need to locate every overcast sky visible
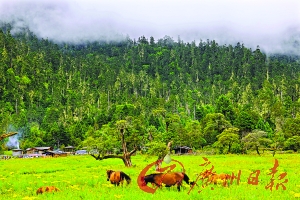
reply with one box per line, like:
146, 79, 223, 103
0, 0, 299, 54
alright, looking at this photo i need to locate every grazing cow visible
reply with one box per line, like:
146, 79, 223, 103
209, 173, 231, 186
143, 172, 195, 192
106, 170, 131, 186
201, 170, 231, 187
36, 186, 60, 195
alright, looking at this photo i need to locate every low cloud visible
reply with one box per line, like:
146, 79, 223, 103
0, 0, 299, 54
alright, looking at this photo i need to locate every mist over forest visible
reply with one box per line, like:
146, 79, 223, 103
1, 0, 300, 54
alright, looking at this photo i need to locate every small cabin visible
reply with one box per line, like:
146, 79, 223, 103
26, 147, 53, 155
46, 150, 68, 157
12, 149, 23, 157
173, 146, 193, 154
64, 146, 76, 154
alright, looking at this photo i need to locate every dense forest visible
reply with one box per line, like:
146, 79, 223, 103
1, 23, 300, 155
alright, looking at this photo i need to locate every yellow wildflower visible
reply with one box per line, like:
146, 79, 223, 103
114, 195, 123, 198
69, 185, 80, 190
294, 193, 300, 198
22, 197, 37, 200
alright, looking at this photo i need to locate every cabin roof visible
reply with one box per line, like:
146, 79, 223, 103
26, 147, 52, 151
173, 146, 192, 150
12, 149, 22, 151
34, 147, 51, 150
64, 146, 75, 149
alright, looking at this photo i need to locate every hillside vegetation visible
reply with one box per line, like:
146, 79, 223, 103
1, 24, 300, 154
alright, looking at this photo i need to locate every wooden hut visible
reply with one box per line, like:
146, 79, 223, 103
26, 147, 53, 155
173, 146, 193, 154
12, 149, 23, 157
45, 150, 67, 157
64, 146, 76, 154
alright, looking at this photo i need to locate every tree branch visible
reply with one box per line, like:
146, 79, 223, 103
128, 146, 138, 156
90, 154, 123, 160
0, 132, 18, 141
167, 141, 173, 150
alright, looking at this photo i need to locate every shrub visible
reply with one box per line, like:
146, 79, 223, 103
231, 143, 242, 154
284, 150, 295, 154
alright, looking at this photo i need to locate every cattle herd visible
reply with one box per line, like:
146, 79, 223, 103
36, 169, 231, 195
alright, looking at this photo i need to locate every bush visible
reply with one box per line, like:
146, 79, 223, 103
230, 143, 242, 154
284, 150, 295, 154
145, 141, 168, 158
200, 146, 218, 155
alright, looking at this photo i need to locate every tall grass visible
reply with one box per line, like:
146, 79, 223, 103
0, 154, 299, 200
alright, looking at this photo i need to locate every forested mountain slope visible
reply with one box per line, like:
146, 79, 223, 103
1, 24, 300, 153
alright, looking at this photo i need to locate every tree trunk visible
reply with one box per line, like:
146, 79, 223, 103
120, 128, 133, 167
122, 152, 133, 167
256, 146, 261, 155
228, 144, 231, 154
272, 147, 278, 157
272, 150, 276, 157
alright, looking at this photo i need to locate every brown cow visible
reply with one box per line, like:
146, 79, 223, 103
36, 186, 60, 195
201, 170, 231, 187
106, 170, 131, 186
209, 173, 231, 186
143, 172, 195, 192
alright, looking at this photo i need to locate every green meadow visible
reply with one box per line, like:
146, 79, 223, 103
0, 153, 300, 200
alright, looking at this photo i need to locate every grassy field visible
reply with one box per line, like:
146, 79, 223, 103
0, 153, 300, 200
